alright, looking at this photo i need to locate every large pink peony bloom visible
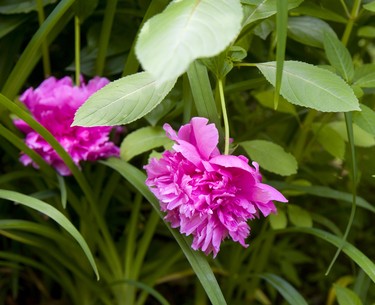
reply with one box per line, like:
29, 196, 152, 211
144, 117, 287, 257
14, 76, 120, 176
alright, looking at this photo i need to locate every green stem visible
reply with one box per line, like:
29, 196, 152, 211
325, 0, 361, 275
95, 0, 118, 76
36, 0, 51, 77
218, 79, 229, 155
292, 109, 317, 162
75, 15, 80, 86
341, 0, 361, 46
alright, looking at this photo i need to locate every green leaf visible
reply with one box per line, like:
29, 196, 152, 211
0, 189, 99, 280
329, 121, 375, 147
256, 61, 360, 112
352, 104, 375, 136
0, 0, 57, 14
312, 123, 345, 159
242, 0, 303, 27
269, 181, 375, 214
74, 0, 98, 22
136, 0, 243, 82
287, 205, 313, 228
0, 15, 29, 39
288, 16, 336, 48
102, 158, 228, 305
323, 30, 354, 82
280, 227, 375, 283
291, 2, 347, 23
357, 26, 375, 38
254, 90, 297, 116
240, 140, 298, 176
363, 1, 375, 12
269, 209, 288, 229
353, 64, 375, 88
120, 126, 172, 161
258, 273, 309, 305
73, 72, 177, 126
335, 286, 363, 305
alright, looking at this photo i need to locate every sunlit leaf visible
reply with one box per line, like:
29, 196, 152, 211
335, 285, 363, 305
363, 1, 375, 12
288, 205, 313, 228
329, 121, 375, 147
323, 30, 354, 82
312, 123, 346, 159
240, 140, 298, 176
73, 72, 177, 126
352, 104, 375, 136
136, 0, 243, 81
120, 126, 172, 161
256, 61, 360, 112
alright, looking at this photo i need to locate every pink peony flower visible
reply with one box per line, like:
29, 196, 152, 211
14, 76, 120, 176
144, 117, 287, 257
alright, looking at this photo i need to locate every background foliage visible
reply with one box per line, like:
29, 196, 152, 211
0, 0, 375, 304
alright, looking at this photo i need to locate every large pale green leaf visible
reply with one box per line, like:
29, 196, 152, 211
256, 61, 360, 112
258, 273, 309, 305
312, 123, 346, 159
73, 72, 176, 126
329, 121, 375, 147
323, 30, 354, 82
240, 140, 297, 176
120, 126, 172, 161
0, 189, 99, 280
352, 104, 375, 136
287, 16, 336, 48
242, 0, 303, 27
135, 0, 243, 82
335, 286, 363, 305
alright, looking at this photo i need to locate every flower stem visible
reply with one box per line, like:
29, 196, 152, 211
74, 15, 81, 86
218, 78, 230, 155
36, 0, 51, 77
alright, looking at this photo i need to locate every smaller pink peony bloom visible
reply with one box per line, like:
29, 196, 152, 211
144, 117, 287, 257
14, 76, 121, 176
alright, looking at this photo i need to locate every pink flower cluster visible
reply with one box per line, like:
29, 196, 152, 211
145, 117, 287, 257
14, 76, 120, 176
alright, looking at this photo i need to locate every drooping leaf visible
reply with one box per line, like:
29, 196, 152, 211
136, 0, 243, 81
258, 273, 309, 305
329, 121, 375, 147
73, 72, 177, 126
323, 30, 354, 82
335, 285, 363, 305
312, 123, 346, 159
352, 104, 375, 136
0, 189, 99, 280
120, 126, 172, 161
240, 140, 298, 176
288, 205, 313, 228
287, 16, 336, 48
242, 0, 303, 27
256, 61, 360, 112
